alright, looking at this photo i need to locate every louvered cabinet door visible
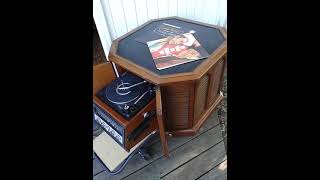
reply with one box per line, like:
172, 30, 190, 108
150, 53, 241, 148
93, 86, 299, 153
161, 82, 193, 131
193, 75, 209, 125
207, 58, 226, 106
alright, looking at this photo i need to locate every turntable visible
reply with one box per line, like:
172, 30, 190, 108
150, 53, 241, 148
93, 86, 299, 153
93, 64, 158, 151
96, 72, 155, 119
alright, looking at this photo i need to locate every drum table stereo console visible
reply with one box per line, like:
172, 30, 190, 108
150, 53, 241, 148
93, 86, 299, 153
108, 16, 227, 157
93, 65, 158, 151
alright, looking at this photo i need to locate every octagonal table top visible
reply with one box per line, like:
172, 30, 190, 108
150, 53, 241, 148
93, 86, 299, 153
109, 17, 227, 85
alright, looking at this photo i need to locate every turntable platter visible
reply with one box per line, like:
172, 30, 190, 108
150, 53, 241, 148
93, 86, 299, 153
95, 72, 155, 119
105, 73, 146, 105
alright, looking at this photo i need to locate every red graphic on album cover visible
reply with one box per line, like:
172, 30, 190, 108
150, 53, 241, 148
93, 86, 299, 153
147, 33, 209, 70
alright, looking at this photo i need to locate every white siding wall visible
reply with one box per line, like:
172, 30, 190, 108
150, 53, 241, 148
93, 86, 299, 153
93, 0, 227, 59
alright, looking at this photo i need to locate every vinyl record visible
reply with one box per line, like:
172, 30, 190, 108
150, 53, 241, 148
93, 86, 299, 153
105, 73, 145, 105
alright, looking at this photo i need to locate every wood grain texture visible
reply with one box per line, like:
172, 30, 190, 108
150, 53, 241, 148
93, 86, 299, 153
125, 117, 158, 151
106, 17, 226, 159
194, 74, 209, 124
93, 158, 105, 176
167, 93, 223, 136
156, 86, 169, 158
111, 61, 224, 137
188, 80, 196, 128
125, 100, 158, 150
208, 58, 224, 106
218, 56, 227, 95
192, 93, 224, 133
93, 110, 219, 180
109, 18, 226, 135
121, 125, 223, 180
93, 30, 107, 65
161, 82, 192, 131
109, 44, 227, 85
93, 62, 116, 95
198, 160, 227, 180
162, 142, 227, 180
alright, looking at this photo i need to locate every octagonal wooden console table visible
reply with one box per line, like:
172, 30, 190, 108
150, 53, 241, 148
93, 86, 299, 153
108, 16, 227, 158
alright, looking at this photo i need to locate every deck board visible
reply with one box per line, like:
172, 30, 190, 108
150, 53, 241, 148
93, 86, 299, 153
93, 110, 227, 180
162, 142, 226, 180
198, 160, 227, 180
93, 158, 105, 176
121, 126, 222, 179
93, 111, 219, 180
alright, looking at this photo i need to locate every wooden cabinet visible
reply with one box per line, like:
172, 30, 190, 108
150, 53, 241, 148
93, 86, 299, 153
107, 16, 227, 157
108, 17, 227, 137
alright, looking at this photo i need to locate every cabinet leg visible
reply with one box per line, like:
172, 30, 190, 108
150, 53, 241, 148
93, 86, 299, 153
156, 86, 169, 158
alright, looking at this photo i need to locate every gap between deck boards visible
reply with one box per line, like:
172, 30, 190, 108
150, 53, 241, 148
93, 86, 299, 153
120, 127, 223, 180
196, 159, 227, 180
93, 111, 224, 180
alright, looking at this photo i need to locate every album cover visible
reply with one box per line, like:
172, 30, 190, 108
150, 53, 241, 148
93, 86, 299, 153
135, 23, 195, 44
147, 33, 210, 70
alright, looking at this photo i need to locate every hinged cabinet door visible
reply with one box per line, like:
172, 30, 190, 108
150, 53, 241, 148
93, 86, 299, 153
207, 58, 226, 106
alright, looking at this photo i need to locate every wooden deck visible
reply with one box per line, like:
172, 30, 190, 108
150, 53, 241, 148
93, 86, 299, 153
93, 110, 227, 180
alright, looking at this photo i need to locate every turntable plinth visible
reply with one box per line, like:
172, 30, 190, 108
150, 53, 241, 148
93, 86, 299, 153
108, 17, 227, 157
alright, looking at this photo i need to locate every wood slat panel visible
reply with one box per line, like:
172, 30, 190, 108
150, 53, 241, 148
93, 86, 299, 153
121, 125, 223, 179
216, 0, 227, 26
194, 0, 205, 22
107, 0, 128, 37
146, 0, 158, 20
208, 0, 221, 25
93, 0, 113, 54
208, 59, 224, 105
93, 111, 219, 180
122, 0, 139, 31
158, 0, 169, 18
162, 83, 191, 130
194, 75, 209, 124
202, 0, 211, 23
186, 0, 196, 19
99, 0, 118, 39
134, 0, 149, 25
168, 0, 178, 16
177, 0, 187, 17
